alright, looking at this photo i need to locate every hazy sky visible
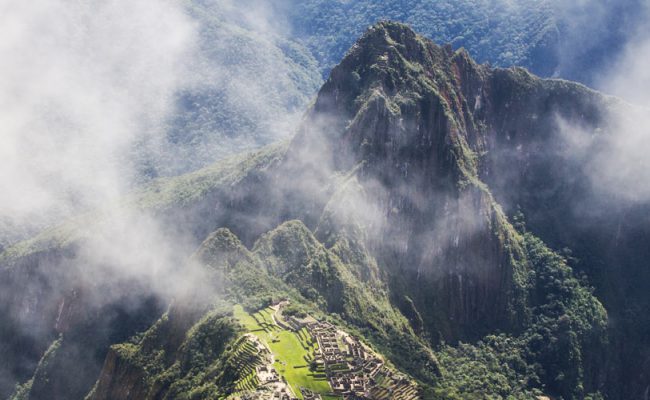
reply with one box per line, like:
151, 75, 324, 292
0, 0, 197, 222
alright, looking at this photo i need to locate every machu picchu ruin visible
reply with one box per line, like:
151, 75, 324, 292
231, 302, 420, 400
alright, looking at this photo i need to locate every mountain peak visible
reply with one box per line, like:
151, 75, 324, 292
356, 20, 421, 49
302, 20, 486, 179
312, 19, 483, 118
329, 21, 444, 85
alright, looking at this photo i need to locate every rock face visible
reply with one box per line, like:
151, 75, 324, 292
88, 349, 148, 400
2, 22, 646, 399
295, 23, 532, 342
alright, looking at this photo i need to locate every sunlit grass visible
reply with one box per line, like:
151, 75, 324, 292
233, 305, 339, 399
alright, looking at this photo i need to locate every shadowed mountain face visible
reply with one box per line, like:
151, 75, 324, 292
1, 22, 648, 399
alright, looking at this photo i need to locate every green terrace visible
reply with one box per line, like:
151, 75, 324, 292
232, 305, 341, 400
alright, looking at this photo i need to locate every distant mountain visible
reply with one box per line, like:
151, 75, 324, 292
283, 0, 646, 84
134, 0, 323, 179
5, 22, 649, 399
285, 0, 559, 77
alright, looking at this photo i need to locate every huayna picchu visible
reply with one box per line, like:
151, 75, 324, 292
2, 22, 649, 399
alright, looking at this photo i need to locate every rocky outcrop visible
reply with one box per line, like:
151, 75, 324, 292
88, 349, 148, 400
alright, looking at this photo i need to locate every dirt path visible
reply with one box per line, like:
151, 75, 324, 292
269, 300, 290, 328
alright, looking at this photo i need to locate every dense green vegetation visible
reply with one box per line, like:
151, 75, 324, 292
90, 306, 245, 399
433, 336, 538, 399
9, 337, 62, 400
134, 1, 322, 178
428, 228, 607, 399
285, 0, 558, 77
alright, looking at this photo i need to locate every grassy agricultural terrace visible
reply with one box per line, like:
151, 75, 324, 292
233, 305, 341, 400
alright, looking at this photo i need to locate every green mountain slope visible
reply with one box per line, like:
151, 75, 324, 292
78, 222, 434, 400
137, 1, 322, 178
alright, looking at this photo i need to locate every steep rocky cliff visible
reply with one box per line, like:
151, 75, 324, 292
3, 22, 645, 399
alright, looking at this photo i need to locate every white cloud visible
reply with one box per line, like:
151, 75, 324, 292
0, 0, 197, 220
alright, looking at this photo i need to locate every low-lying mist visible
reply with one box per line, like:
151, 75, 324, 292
558, 1, 650, 204
0, 0, 196, 243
